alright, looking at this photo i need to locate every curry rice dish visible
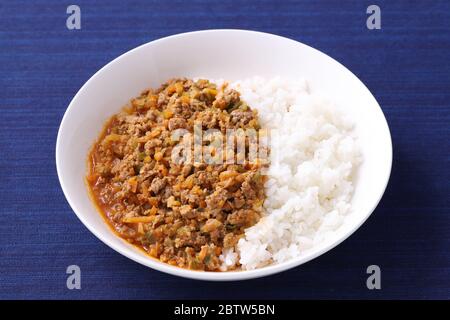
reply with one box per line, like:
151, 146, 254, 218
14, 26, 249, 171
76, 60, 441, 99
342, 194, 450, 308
87, 77, 361, 272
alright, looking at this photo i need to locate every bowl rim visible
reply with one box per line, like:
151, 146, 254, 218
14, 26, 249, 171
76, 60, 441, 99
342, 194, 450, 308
56, 29, 393, 281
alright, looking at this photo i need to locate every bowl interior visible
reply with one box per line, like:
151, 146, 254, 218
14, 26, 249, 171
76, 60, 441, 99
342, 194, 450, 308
56, 30, 392, 281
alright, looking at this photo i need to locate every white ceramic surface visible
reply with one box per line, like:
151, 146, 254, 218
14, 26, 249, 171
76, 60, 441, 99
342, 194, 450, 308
56, 30, 392, 281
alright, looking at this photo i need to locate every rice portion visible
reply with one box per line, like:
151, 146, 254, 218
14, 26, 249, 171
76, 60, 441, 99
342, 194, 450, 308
225, 77, 361, 270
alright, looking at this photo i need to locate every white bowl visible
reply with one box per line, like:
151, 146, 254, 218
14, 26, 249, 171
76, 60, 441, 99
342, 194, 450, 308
56, 30, 392, 281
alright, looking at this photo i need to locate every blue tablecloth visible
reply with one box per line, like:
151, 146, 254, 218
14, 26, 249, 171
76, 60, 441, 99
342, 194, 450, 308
1, 0, 449, 299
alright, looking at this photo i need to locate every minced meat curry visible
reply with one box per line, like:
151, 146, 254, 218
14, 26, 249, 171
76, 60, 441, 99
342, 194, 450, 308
87, 78, 267, 271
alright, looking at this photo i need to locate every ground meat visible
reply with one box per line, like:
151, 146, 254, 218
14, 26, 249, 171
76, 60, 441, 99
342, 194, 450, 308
198, 109, 219, 129
213, 88, 240, 110
241, 177, 256, 199
87, 78, 267, 271
232, 195, 246, 209
168, 117, 187, 131
223, 233, 239, 248
230, 109, 254, 126
227, 209, 260, 227
150, 177, 167, 194
206, 188, 228, 210
181, 164, 192, 177
144, 139, 162, 150
179, 205, 196, 218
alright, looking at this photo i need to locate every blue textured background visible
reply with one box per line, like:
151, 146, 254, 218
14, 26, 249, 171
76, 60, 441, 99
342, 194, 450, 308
1, 0, 449, 299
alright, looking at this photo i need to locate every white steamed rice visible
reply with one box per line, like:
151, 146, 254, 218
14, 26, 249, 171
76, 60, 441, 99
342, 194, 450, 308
219, 76, 361, 270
